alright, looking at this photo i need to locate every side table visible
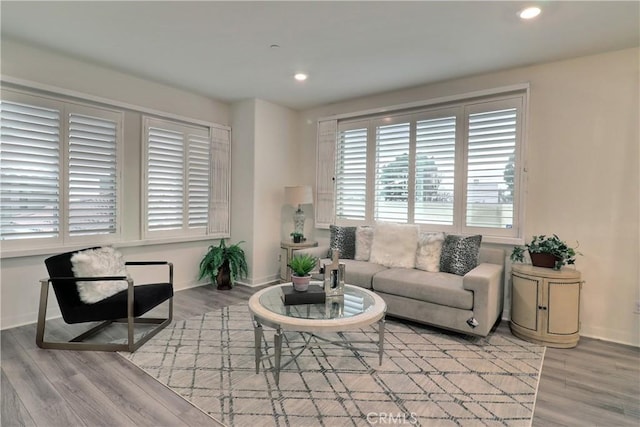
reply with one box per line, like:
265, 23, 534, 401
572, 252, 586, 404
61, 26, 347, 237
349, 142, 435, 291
510, 264, 582, 348
280, 240, 318, 281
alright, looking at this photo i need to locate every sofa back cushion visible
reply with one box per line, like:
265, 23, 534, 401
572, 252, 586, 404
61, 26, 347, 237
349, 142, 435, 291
369, 222, 419, 268
415, 231, 445, 272
354, 225, 375, 261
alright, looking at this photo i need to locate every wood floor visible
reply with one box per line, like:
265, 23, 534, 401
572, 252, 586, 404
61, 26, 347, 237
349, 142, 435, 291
2, 284, 639, 427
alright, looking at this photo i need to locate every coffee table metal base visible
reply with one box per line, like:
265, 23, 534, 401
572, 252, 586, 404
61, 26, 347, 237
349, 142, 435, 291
252, 317, 385, 386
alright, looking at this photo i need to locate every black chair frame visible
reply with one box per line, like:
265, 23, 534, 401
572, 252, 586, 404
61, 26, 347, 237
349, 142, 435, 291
36, 261, 173, 352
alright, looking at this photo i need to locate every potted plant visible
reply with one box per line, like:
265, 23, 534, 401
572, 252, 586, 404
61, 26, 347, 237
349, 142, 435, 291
290, 231, 304, 243
198, 240, 248, 290
511, 234, 580, 270
288, 253, 318, 291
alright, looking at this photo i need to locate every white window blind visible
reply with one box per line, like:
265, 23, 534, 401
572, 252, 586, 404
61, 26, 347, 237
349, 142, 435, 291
374, 121, 410, 222
0, 100, 61, 240
336, 122, 367, 221
144, 117, 229, 239
146, 125, 185, 231
466, 106, 518, 230
187, 133, 210, 228
68, 111, 118, 236
415, 115, 456, 225
319, 89, 526, 241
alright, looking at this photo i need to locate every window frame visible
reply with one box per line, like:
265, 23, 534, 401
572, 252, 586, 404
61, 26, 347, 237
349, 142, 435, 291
141, 115, 215, 240
0, 89, 124, 251
319, 86, 528, 244
1, 81, 231, 258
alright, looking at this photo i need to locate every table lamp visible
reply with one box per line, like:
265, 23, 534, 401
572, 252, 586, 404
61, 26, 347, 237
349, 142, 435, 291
285, 185, 313, 238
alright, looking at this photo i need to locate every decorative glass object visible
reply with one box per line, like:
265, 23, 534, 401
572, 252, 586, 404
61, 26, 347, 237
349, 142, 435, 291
323, 250, 345, 296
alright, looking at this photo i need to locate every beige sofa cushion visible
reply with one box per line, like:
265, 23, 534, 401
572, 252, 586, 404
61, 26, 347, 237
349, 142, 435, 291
372, 268, 473, 310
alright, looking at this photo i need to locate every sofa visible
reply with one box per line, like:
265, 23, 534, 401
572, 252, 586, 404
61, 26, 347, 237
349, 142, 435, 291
294, 223, 505, 337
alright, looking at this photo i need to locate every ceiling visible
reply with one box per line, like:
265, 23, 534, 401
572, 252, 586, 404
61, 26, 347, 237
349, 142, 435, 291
1, 1, 638, 110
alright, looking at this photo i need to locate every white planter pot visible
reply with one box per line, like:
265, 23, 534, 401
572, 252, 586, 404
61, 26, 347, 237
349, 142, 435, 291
291, 274, 311, 291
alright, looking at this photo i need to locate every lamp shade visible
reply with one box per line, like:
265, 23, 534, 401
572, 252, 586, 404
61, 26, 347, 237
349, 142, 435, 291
285, 186, 313, 206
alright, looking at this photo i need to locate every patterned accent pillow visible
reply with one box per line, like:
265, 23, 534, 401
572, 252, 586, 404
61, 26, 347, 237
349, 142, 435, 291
71, 246, 129, 304
329, 225, 357, 259
354, 225, 375, 261
415, 231, 445, 272
439, 234, 482, 276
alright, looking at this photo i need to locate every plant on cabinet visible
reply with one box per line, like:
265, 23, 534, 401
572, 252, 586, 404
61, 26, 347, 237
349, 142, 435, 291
511, 234, 580, 270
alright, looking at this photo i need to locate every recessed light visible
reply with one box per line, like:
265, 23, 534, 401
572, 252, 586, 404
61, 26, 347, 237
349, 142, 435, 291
294, 73, 308, 81
519, 6, 541, 20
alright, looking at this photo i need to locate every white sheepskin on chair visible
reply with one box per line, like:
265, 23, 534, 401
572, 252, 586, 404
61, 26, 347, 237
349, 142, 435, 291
71, 247, 129, 304
369, 223, 419, 268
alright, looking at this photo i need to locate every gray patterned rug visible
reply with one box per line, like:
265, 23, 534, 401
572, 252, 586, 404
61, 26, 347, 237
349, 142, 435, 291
120, 304, 545, 427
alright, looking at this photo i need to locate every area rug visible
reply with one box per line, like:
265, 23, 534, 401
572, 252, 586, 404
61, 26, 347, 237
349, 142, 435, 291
120, 304, 545, 427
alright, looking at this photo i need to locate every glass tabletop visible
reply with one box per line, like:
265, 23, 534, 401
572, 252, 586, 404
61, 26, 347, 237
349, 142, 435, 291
259, 282, 377, 320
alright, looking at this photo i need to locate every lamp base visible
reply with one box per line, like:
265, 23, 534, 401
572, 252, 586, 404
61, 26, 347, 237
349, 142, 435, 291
293, 207, 305, 236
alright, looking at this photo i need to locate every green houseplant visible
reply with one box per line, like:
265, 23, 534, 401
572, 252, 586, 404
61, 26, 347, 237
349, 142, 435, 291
288, 253, 318, 291
290, 231, 304, 243
198, 240, 248, 290
511, 234, 580, 270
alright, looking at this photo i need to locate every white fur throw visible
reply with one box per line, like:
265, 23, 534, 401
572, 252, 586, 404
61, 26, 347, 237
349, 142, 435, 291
415, 231, 445, 272
369, 223, 419, 268
71, 247, 129, 304
354, 225, 375, 261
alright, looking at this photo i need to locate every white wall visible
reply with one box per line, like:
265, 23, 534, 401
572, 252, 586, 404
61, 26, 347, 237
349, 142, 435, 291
230, 99, 299, 286
298, 48, 640, 346
0, 39, 232, 328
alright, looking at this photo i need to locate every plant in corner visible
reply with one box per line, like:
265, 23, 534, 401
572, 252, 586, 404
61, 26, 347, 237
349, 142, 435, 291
511, 234, 581, 270
288, 253, 318, 292
198, 240, 248, 290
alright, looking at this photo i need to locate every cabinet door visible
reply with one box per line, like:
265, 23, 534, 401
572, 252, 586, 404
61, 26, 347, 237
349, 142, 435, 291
547, 280, 580, 335
511, 274, 540, 331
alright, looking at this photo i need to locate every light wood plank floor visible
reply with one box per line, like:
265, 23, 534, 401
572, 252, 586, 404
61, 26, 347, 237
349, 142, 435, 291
2, 284, 639, 426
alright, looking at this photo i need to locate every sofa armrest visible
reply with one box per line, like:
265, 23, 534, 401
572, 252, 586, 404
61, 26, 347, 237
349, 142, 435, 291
292, 245, 330, 259
463, 263, 504, 336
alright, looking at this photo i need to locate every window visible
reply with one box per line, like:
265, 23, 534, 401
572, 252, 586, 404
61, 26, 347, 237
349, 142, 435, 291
1, 91, 122, 247
318, 90, 526, 242
143, 117, 230, 239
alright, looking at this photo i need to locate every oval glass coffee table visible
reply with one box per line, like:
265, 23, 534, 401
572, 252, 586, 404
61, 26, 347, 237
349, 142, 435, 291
248, 282, 387, 385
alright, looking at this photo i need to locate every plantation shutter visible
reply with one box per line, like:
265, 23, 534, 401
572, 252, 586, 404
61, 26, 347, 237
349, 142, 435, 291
0, 100, 61, 241
146, 123, 185, 231
315, 120, 337, 228
209, 127, 231, 238
374, 120, 410, 223
414, 114, 456, 225
187, 132, 211, 229
465, 102, 519, 231
67, 107, 120, 237
335, 121, 368, 221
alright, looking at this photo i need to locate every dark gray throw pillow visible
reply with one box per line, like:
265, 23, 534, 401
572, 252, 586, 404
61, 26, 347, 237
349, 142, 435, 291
329, 225, 356, 260
439, 234, 482, 276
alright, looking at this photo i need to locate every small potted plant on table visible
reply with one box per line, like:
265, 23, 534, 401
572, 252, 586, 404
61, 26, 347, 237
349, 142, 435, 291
290, 231, 304, 243
288, 253, 318, 291
198, 240, 248, 289
511, 234, 580, 270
